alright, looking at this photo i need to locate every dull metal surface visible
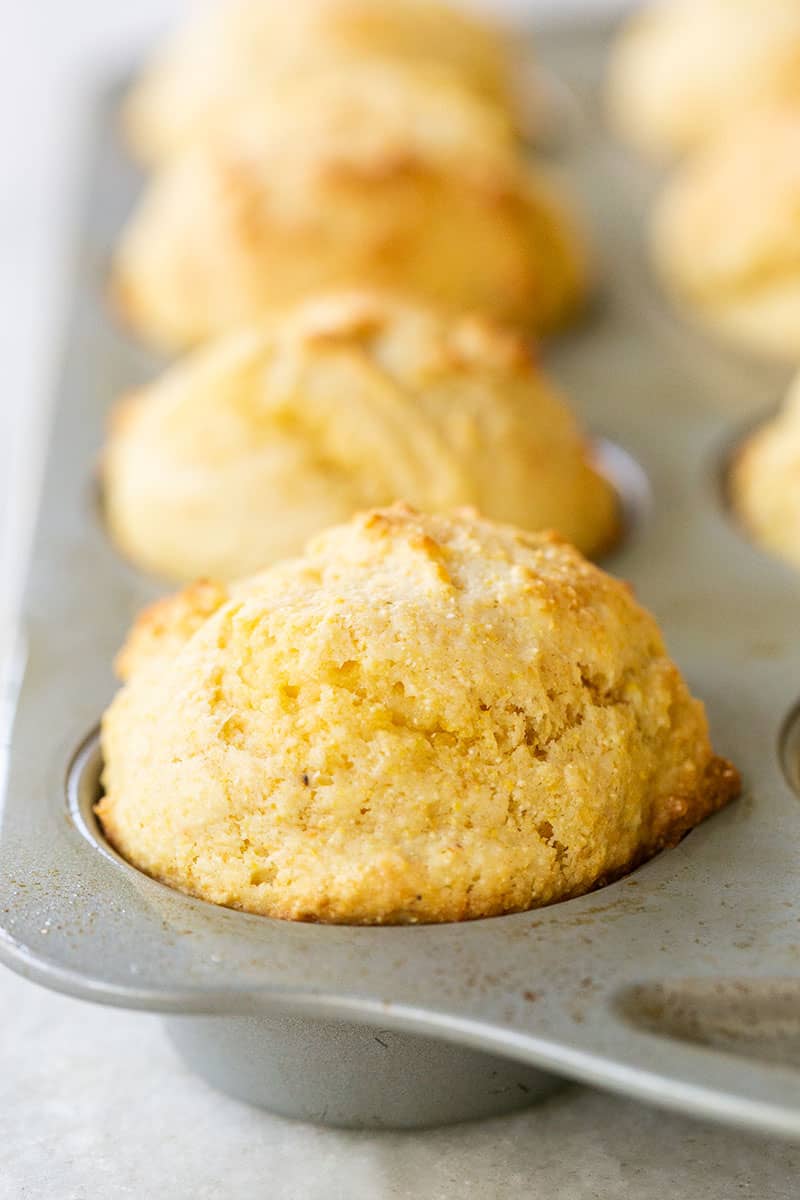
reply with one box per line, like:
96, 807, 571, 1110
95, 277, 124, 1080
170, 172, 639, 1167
2, 20, 800, 1138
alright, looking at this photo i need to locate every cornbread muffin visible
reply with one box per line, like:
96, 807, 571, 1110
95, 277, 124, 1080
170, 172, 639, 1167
103, 291, 617, 581
608, 0, 800, 160
112, 62, 586, 350
732, 374, 800, 566
124, 0, 518, 165
97, 504, 739, 924
651, 109, 800, 360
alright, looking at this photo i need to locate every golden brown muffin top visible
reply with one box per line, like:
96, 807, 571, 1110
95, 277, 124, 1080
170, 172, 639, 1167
99, 505, 737, 924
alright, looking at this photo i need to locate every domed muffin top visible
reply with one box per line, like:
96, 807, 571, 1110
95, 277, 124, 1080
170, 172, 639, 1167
125, 0, 518, 164
103, 290, 617, 580
608, 0, 800, 159
113, 61, 585, 349
98, 505, 738, 924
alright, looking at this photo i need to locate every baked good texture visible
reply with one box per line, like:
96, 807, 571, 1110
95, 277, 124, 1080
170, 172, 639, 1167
124, 0, 519, 165
113, 62, 586, 350
608, 0, 800, 160
103, 291, 617, 581
97, 504, 739, 924
651, 109, 800, 360
732, 373, 800, 566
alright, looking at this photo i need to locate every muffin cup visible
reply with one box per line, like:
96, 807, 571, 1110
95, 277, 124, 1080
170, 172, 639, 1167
165, 1014, 560, 1129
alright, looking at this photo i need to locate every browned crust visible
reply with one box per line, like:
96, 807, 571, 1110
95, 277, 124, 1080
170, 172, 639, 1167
649, 754, 741, 853
114, 579, 230, 681
577, 754, 741, 902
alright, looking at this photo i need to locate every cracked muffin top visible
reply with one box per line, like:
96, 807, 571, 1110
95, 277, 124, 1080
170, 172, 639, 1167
113, 60, 586, 350
98, 505, 738, 924
103, 290, 617, 582
124, 0, 519, 165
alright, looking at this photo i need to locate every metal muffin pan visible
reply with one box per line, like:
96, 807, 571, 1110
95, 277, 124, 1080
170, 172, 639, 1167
3, 19, 800, 1135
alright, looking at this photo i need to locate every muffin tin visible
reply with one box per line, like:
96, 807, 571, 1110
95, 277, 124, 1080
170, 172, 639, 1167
3, 18, 800, 1135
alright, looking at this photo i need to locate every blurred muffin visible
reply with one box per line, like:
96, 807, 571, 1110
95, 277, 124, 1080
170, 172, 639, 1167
732, 374, 800, 566
651, 109, 800, 359
97, 504, 738, 924
608, 0, 800, 160
103, 291, 617, 581
124, 0, 519, 165
113, 62, 587, 351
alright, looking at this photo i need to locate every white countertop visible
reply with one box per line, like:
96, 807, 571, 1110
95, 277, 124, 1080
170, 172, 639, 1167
2, 962, 796, 1200
1, 4, 797, 1196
